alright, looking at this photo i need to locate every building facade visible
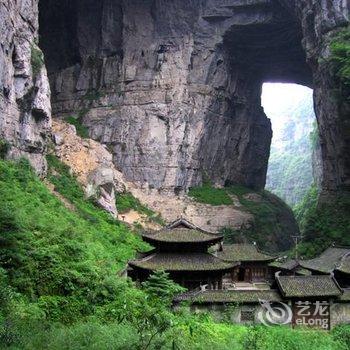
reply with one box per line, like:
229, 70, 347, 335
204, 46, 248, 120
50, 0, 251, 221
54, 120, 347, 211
128, 220, 350, 329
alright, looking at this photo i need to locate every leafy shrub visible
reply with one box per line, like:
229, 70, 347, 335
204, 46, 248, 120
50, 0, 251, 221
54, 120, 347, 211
330, 26, 350, 88
31, 44, 44, 77
142, 270, 186, 301
0, 139, 10, 159
332, 325, 350, 350
65, 116, 89, 139
244, 325, 345, 350
295, 185, 350, 257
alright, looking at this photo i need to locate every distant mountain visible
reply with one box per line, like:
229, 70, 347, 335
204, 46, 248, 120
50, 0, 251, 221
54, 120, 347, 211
262, 83, 315, 208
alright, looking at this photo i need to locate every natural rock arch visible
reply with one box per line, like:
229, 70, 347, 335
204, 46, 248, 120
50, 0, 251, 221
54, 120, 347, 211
38, 0, 349, 194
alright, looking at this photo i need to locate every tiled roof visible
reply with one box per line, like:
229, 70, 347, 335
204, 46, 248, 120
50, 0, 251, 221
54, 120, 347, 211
142, 227, 223, 244
269, 260, 311, 276
336, 255, 350, 274
276, 274, 342, 298
294, 267, 312, 276
129, 252, 237, 272
300, 247, 350, 274
338, 289, 350, 302
217, 244, 275, 262
174, 289, 282, 303
269, 259, 300, 270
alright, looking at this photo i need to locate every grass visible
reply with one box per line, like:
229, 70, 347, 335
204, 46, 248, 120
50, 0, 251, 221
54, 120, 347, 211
0, 157, 147, 312
188, 183, 233, 206
65, 116, 89, 139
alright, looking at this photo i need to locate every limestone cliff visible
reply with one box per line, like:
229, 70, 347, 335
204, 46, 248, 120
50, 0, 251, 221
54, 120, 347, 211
0, 0, 51, 174
0, 1, 349, 251
37, 0, 349, 196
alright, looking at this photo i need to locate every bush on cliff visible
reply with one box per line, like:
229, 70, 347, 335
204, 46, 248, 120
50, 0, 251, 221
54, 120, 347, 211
295, 185, 350, 257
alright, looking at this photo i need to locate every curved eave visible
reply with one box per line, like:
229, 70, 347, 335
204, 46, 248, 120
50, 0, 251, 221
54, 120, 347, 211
141, 234, 223, 245
128, 256, 237, 273
129, 263, 237, 273
219, 256, 276, 263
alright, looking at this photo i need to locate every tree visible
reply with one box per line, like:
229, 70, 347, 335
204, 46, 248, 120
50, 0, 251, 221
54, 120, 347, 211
142, 270, 186, 302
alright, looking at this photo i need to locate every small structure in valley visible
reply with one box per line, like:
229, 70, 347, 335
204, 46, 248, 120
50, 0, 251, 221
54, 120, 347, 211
128, 218, 237, 290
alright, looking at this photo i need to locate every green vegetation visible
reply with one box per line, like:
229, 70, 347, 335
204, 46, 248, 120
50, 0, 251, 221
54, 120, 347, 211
117, 192, 165, 225
188, 181, 297, 251
1, 158, 350, 349
330, 26, 350, 88
224, 189, 296, 252
310, 121, 319, 150
264, 86, 315, 208
30, 44, 44, 77
189, 181, 296, 252
294, 185, 350, 257
188, 181, 233, 206
0, 139, 10, 159
84, 90, 105, 102
65, 116, 89, 139
141, 270, 186, 300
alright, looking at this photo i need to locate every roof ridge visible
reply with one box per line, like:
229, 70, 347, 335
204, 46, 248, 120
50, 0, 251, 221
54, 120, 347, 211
159, 227, 223, 237
331, 272, 344, 295
165, 218, 218, 234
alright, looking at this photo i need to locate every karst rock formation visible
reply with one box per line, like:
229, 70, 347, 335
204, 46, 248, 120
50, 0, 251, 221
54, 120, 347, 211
1, 0, 349, 196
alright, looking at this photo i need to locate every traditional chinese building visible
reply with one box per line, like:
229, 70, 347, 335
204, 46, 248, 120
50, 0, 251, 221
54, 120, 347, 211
216, 243, 276, 284
128, 219, 237, 290
129, 222, 350, 329
269, 259, 312, 276
174, 245, 350, 329
300, 246, 350, 288
175, 272, 349, 329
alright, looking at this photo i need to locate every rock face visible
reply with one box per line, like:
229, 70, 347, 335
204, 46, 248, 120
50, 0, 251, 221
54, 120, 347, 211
290, 0, 350, 193
0, 0, 51, 174
38, 0, 349, 195
52, 119, 126, 217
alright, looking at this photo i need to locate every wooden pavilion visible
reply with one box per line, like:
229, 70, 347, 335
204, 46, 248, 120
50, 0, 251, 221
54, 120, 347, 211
216, 243, 276, 283
128, 219, 237, 290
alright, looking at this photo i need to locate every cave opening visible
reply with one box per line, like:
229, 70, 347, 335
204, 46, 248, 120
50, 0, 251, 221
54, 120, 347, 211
261, 83, 317, 208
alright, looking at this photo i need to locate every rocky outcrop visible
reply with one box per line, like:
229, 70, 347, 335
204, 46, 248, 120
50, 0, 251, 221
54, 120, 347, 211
0, 0, 51, 174
51, 119, 295, 251
38, 0, 349, 196
52, 119, 126, 217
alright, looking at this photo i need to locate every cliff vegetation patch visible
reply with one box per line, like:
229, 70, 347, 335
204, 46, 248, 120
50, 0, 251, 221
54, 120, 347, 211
30, 44, 44, 77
